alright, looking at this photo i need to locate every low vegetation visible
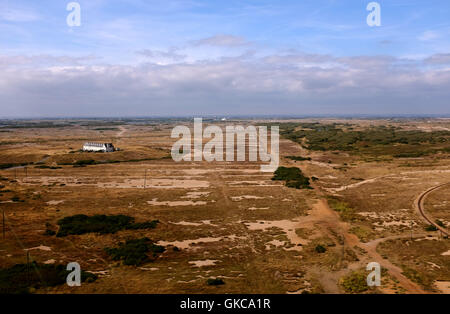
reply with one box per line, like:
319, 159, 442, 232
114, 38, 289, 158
314, 244, 327, 253
0, 262, 97, 294
339, 271, 369, 293
34, 165, 62, 169
0, 162, 33, 170
207, 278, 225, 286
285, 155, 311, 161
327, 197, 357, 221
105, 237, 165, 266
272, 167, 311, 189
425, 225, 438, 232
58, 156, 171, 167
279, 123, 450, 157
56, 214, 159, 237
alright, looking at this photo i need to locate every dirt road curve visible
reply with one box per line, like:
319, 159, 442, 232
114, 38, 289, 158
312, 198, 426, 294
414, 183, 450, 237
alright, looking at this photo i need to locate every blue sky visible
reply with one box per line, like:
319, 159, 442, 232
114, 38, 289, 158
1, 0, 450, 117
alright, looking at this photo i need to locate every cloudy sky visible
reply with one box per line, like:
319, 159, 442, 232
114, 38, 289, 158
1, 0, 450, 117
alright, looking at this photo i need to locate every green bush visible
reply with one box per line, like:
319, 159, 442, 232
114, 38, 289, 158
0, 262, 96, 294
73, 159, 96, 167
207, 278, 225, 286
126, 220, 160, 230
314, 245, 326, 253
105, 238, 165, 266
340, 271, 369, 293
327, 198, 357, 221
44, 229, 56, 236
272, 167, 311, 189
56, 214, 159, 237
286, 156, 311, 161
425, 224, 438, 232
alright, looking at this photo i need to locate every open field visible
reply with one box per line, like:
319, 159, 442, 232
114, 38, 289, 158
0, 118, 449, 294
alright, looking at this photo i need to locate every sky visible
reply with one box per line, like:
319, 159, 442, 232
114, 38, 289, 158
0, 0, 450, 117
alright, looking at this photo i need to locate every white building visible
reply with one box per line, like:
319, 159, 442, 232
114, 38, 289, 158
82, 142, 115, 152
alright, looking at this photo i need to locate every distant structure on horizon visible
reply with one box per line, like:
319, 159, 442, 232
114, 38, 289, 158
82, 142, 115, 152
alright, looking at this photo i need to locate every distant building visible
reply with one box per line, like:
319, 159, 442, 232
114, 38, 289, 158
82, 142, 115, 152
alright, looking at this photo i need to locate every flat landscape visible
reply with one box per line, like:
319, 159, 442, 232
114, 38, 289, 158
0, 118, 449, 294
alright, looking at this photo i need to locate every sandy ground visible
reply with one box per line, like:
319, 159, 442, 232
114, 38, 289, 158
0, 119, 449, 294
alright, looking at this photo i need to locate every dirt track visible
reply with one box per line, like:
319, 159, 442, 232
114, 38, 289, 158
414, 183, 450, 237
312, 197, 426, 294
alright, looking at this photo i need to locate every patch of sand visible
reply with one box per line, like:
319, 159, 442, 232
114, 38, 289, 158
248, 207, 269, 210
157, 235, 240, 250
231, 195, 265, 201
244, 219, 308, 251
181, 191, 210, 199
25, 245, 51, 251
43, 259, 56, 264
147, 198, 207, 206
189, 260, 218, 267
435, 281, 450, 294
46, 200, 64, 205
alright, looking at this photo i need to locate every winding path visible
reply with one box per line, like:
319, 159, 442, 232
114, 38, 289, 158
414, 183, 450, 237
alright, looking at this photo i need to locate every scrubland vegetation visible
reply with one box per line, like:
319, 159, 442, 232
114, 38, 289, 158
279, 122, 450, 158
56, 214, 159, 237
272, 166, 311, 189
0, 262, 97, 294
105, 238, 165, 266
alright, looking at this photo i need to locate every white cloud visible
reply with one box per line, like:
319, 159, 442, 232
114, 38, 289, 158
418, 31, 440, 41
191, 34, 250, 47
425, 53, 450, 65
136, 48, 186, 64
0, 4, 40, 22
0, 52, 449, 117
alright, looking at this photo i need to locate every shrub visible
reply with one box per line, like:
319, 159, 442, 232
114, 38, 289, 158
286, 156, 311, 161
327, 198, 356, 221
425, 225, 438, 232
73, 159, 96, 167
56, 214, 159, 237
34, 165, 62, 169
314, 245, 326, 253
44, 229, 56, 236
105, 238, 165, 266
0, 262, 96, 294
126, 220, 160, 230
272, 167, 311, 189
11, 196, 22, 202
207, 278, 225, 286
339, 271, 369, 293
